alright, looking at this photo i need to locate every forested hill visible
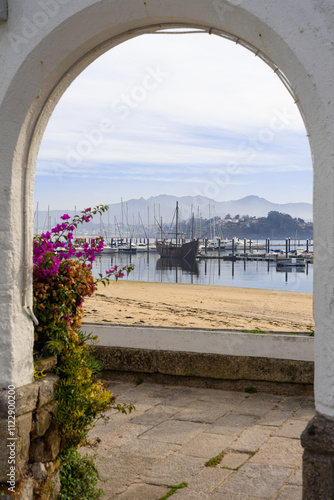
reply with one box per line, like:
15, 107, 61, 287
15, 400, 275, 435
184, 211, 313, 240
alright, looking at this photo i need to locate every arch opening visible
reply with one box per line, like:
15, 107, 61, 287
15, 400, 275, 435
32, 28, 313, 332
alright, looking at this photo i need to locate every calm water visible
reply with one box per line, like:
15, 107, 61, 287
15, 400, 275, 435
92, 249, 313, 294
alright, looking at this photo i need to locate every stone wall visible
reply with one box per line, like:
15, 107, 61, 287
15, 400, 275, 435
0, 374, 61, 499
94, 346, 314, 396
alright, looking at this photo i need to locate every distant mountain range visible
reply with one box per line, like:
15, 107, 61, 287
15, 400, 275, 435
35, 195, 313, 232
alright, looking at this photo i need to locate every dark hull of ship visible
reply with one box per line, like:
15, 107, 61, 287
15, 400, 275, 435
156, 240, 200, 261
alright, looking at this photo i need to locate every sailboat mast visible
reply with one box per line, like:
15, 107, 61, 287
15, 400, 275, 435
176, 201, 179, 247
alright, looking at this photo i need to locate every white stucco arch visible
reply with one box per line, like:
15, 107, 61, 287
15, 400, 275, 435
1, 1, 334, 420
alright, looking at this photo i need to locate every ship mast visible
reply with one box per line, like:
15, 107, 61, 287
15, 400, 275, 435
175, 201, 179, 247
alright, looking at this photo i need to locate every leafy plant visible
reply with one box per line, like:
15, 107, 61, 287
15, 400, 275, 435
244, 386, 257, 394
159, 483, 188, 499
205, 451, 225, 467
54, 329, 114, 448
32, 206, 135, 494
58, 446, 104, 500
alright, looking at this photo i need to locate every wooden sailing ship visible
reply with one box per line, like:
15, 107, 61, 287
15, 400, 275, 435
155, 202, 200, 261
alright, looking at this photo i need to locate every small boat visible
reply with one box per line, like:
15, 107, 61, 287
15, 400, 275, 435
136, 242, 149, 252
276, 257, 305, 267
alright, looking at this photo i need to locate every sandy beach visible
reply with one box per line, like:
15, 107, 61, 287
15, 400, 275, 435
83, 281, 314, 332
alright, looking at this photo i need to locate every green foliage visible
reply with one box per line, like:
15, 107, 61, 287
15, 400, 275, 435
242, 329, 268, 334
159, 483, 188, 499
54, 329, 113, 448
33, 365, 47, 380
58, 446, 104, 500
205, 451, 225, 467
219, 211, 313, 239
244, 386, 257, 394
32, 206, 135, 497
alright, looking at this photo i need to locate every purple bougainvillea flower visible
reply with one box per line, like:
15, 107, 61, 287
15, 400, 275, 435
60, 214, 71, 220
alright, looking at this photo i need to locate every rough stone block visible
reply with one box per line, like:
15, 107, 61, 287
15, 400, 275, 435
301, 415, 334, 499
93, 347, 314, 384
0, 383, 38, 418
34, 356, 57, 374
0, 413, 32, 482
29, 422, 61, 463
31, 401, 57, 439
0, 476, 34, 499
93, 346, 157, 373
35, 374, 59, 409
302, 450, 334, 500
31, 462, 47, 481
301, 414, 334, 453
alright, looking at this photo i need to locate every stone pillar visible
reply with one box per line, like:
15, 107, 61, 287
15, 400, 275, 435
301, 414, 334, 499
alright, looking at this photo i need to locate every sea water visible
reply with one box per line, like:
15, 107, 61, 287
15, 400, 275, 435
91, 250, 313, 293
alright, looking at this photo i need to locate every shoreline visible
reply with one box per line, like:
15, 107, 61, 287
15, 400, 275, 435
83, 281, 314, 332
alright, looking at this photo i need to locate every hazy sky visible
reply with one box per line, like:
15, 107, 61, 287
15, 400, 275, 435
35, 31, 312, 211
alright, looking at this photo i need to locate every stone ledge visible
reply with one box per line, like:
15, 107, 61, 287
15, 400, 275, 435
93, 346, 314, 385
0, 374, 59, 419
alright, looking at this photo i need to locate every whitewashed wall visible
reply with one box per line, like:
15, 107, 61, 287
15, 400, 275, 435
0, 0, 333, 416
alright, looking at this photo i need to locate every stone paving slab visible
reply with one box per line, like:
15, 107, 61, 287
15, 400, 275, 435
130, 404, 181, 427
93, 453, 158, 498
208, 412, 260, 436
217, 463, 292, 498
178, 432, 234, 458
231, 424, 277, 452
116, 483, 169, 499
139, 419, 207, 445
287, 467, 302, 486
79, 377, 314, 499
194, 389, 247, 404
231, 397, 280, 417
257, 409, 293, 426
275, 485, 303, 500
275, 419, 307, 438
171, 400, 231, 423
171, 467, 232, 499
249, 436, 303, 468
138, 454, 205, 486
292, 401, 316, 420
209, 493, 264, 500
219, 451, 252, 469
117, 438, 181, 458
